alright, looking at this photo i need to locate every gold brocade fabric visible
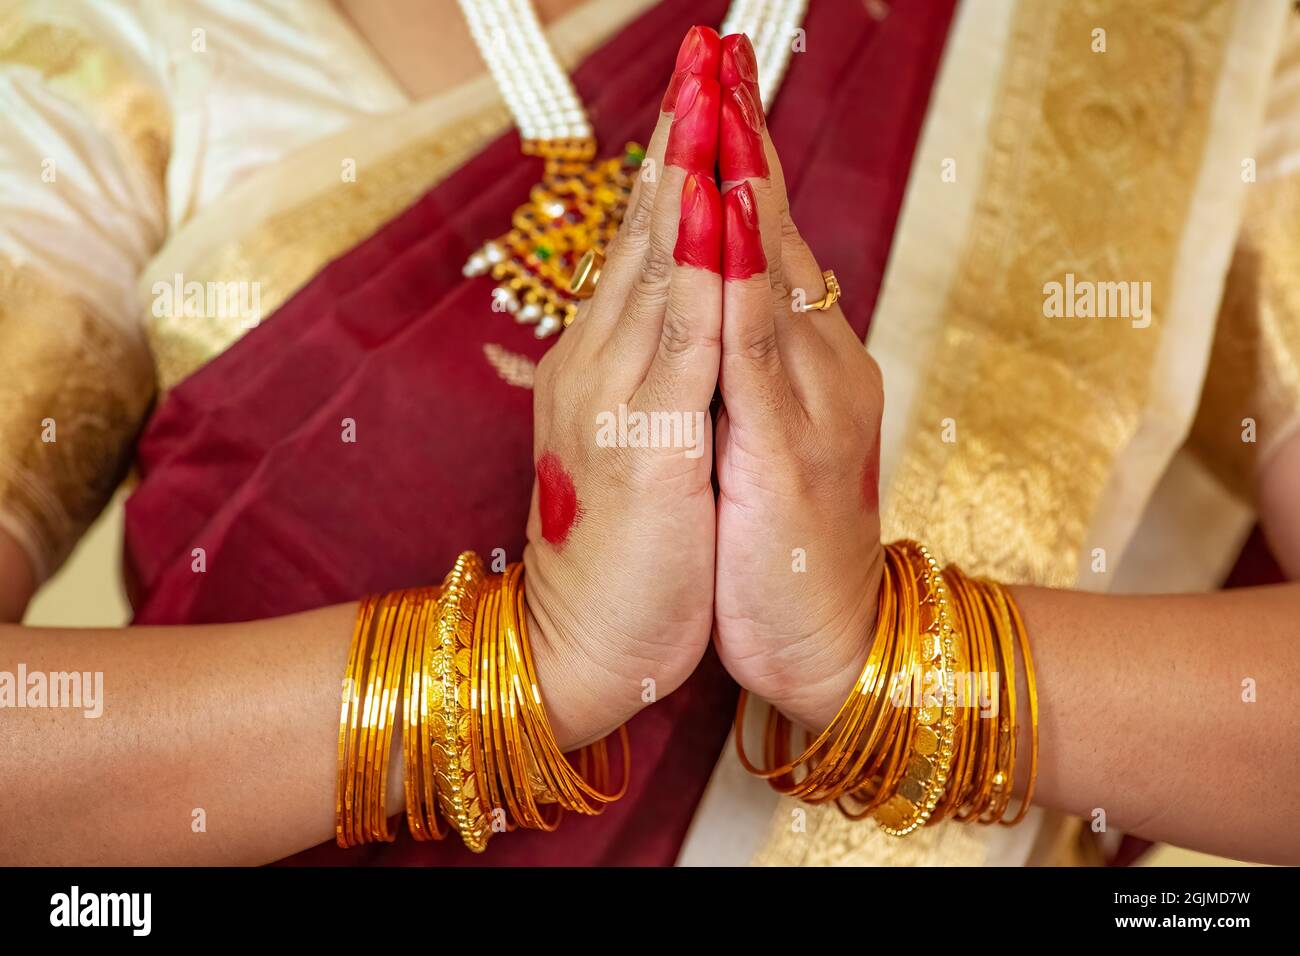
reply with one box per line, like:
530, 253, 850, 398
757, 0, 1235, 867
753, 799, 990, 867
0, 260, 155, 582
0, 15, 165, 581
146, 105, 511, 392
885, 0, 1232, 586
0, 15, 170, 191
1190, 172, 1300, 500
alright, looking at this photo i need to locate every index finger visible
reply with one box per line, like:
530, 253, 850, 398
581, 26, 721, 338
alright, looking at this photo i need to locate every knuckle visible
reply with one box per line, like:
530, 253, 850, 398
533, 349, 559, 393
857, 351, 885, 406
633, 246, 674, 299
779, 212, 801, 241
768, 262, 791, 301
658, 300, 714, 361
537, 352, 588, 410
736, 325, 780, 366
659, 314, 694, 361
623, 188, 655, 239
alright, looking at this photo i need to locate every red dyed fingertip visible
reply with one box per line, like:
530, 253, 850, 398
720, 33, 760, 98
662, 25, 722, 111
664, 73, 721, 175
674, 172, 723, 273
722, 181, 766, 280
720, 82, 768, 181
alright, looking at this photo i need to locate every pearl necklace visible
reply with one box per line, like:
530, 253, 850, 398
721, 0, 809, 107
456, 0, 592, 141
460, 0, 809, 337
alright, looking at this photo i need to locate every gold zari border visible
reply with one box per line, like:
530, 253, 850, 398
884, 0, 1234, 587
146, 106, 511, 392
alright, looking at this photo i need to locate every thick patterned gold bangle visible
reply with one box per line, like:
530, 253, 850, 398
429, 552, 492, 851
875, 543, 960, 835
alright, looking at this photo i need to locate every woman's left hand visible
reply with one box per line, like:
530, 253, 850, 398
711, 34, 885, 731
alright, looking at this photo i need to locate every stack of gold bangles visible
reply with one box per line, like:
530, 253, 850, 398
336, 552, 629, 851
339, 540, 1036, 851
735, 540, 1039, 836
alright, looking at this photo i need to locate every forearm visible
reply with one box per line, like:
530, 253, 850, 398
1010, 582, 1300, 864
0, 592, 602, 865
792, 575, 1300, 863
0, 604, 389, 865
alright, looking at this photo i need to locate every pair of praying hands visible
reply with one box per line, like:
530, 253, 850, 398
524, 28, 883, 747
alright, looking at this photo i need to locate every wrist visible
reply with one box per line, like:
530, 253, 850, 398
777, 547, 884, 732
526, 595, 632, 751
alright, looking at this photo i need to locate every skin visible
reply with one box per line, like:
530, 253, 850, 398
713, 37, 883, 734
521, 24, 724, 751
333, 0, 585, 100
2, 23, 1297, 866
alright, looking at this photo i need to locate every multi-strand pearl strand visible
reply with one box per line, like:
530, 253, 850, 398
459, 0, 808, 135
459, 0, 809, 335
457, 0, 592, 141
720, 0, 808, 108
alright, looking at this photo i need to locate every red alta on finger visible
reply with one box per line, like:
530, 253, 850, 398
664, 73, 721, 175
675, 172, 723, 273
722, 181, 766, 280
719, 33, 768, 181
720, 82, 768, 182
719, 32, 759, 97
662, 25, 721, 112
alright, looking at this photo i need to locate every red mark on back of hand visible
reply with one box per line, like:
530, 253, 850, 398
537, 452, 581, 547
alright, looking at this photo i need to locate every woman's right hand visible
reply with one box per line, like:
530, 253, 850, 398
523, 26, 725, 749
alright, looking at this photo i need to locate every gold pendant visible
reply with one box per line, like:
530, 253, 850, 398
463, 138, 644, 338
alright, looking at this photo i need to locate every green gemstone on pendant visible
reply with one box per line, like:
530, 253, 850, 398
625, 144, 645, 165
534, 245, 552, 260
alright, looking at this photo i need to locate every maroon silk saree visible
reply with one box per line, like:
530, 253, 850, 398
123, 0, 957, 865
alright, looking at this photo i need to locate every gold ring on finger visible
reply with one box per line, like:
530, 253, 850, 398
569, 248, 605, 300
798, 269, 842, 312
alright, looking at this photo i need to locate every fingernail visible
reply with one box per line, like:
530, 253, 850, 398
720, 33, 760, 93
663, 25, 722, 111
675, 172, 723, 273
720, 82, 768, 181
723, 182, 765, 280
664, 73, 720, 175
